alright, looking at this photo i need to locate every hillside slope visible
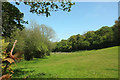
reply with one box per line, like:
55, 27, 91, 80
13, 46, 119, 78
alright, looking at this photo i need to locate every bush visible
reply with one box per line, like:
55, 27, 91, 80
6, 21, 56, 61
6, 30, 25, 55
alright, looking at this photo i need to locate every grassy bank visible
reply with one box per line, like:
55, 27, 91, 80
12, 46, 118, 78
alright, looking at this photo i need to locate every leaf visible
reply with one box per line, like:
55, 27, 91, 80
15, 2, 20, 5
5, 58, 15, 64
68, 9, 71, 12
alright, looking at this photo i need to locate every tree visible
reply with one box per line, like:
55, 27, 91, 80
112, 17, 120, 46
95, 26, 114, 48
2, 1, 75, 38
39, 24, 56, 41
53, 25, 117, 52
83, 31, 95, 49
6, 29, 25, 55
68, 35, 77, 51
15, 1, 75, 17
2, 2, 28, 38
76, 35, 90, 50
58, 40, 71, 52
23, 21, 56, 60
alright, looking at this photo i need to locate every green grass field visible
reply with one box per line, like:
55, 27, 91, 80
12, 46, 118, 78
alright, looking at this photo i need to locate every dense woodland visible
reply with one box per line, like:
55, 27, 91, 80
53, 19, 120, 52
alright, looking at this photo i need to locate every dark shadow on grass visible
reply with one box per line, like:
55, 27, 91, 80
105, 68, 118, 71
13, 68, 35, 77
13, 68, 51, 78
33, 56, 49, 61
28, 72, 53, 78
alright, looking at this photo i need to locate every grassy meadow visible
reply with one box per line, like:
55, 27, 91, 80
12, 46, 118, 78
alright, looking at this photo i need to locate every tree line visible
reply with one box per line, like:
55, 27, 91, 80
53, 18, 120, 52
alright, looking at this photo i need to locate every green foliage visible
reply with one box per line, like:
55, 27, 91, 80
2, 1, 74, 38
111, 18, 120, 45
16, 2, 75, 17
23, 23, 56, 60
53, 18, 120, 52
96, 26, 114, 42
2, 2, 28, 38
7, 21, 56, 61
7, 30, 25, 54
1, 39, 9, 52
1, 39, 9, 60
1, 39, 20, 79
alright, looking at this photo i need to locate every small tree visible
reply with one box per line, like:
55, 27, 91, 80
23, 21, 56, 60
1, 40, 22, 79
